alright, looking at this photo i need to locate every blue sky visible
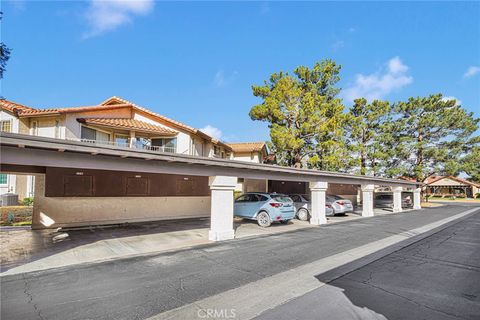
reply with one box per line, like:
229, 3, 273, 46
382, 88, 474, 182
2, 1, 479, 142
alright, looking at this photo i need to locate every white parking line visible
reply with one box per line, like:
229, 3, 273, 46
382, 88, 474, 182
149, 207, 479, 320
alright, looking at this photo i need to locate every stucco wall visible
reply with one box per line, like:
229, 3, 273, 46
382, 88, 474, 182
65, 108, 132, 139
0, 111, 18, 196
32, 175, 211, 229
28, 116, 63, 138
233, 152, 260, 163
244, 179, 268, 193
133, 112, 192, 154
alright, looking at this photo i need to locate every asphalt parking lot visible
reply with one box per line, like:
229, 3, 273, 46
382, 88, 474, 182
1, 204, 478, 320
256, 206, 480, 320
1, 209, 372, 274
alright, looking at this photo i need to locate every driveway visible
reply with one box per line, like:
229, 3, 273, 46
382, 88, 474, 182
0, 210, 372, 275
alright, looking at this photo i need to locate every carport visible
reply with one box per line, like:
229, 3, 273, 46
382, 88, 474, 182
0, 132, 421, 241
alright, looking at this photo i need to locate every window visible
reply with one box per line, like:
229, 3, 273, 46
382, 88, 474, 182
0, 120, 12, 132
290, 195, 300, 202
0, 174, 7, 185
237, 194, 263, 202
81, 126, 96, 141
235, 195, 249, 202
96, 131, 110, 142
258, 195, 269, 202
81, 126, 110, 142
151, 138, 177, 153
115, 134, 129, 147
133, 137, 151, 149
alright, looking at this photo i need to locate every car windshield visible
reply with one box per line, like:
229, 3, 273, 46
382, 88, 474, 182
271, 195, 292, 203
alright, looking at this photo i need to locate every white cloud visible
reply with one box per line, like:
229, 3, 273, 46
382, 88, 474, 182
342, 56, 413, 103
463, 66, 480, 78
201, 125, 223, 140
441, 96, 462, 106
213, 70, 238, 87
83, 0, 154, 39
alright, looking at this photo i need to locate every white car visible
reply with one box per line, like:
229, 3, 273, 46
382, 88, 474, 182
326, 195, 354, 215
289, 194, 334, 221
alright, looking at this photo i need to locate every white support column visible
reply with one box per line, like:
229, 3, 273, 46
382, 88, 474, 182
392, 186, 403, 213
309, 181, 328, 225
413, 187, 422, 210
361, 184, 375, 217
208, 176, 237, 241
129, 131, 136, 148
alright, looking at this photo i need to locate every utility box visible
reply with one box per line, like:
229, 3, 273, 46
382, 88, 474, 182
1, 193, 19, 206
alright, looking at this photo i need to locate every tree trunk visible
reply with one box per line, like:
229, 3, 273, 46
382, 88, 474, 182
360, 149, 366, 175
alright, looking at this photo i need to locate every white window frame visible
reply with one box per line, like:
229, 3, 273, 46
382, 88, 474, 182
0, 119, 12, 133
0, 173, 8, 186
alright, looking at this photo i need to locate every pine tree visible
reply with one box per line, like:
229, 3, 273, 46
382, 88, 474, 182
392, 94, 479, 182
250, 60, 345, 169
345, 98, 391, 175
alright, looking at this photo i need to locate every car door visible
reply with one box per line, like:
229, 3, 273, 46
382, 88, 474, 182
234, 195, 249, 217
243, 194, 261, 218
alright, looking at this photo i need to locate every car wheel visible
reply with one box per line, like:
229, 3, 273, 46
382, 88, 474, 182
297, 208, 309, 221
256, 211, 272, 227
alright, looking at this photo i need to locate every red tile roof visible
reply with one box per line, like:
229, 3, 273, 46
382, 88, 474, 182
101, 96, 196, 133
3, 96, 234, 150
101, 96, 232, 150
0, 99, 36, 114
77, 118, 177, 136
227, 142, 266, 153
18, 104, 131, 117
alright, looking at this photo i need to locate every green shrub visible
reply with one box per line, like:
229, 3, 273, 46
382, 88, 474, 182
476, 193, 480, 199
21, 197, 34, 206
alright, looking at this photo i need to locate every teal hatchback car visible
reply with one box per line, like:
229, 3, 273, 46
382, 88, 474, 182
234, 193, 296, 227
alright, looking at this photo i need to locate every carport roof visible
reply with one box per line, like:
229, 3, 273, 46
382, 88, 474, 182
0, 132, 421, 187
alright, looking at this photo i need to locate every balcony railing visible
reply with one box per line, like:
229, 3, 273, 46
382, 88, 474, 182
69, 138, 176, 154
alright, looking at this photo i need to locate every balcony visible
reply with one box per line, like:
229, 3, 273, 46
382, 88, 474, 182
71, 138, 176, 154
